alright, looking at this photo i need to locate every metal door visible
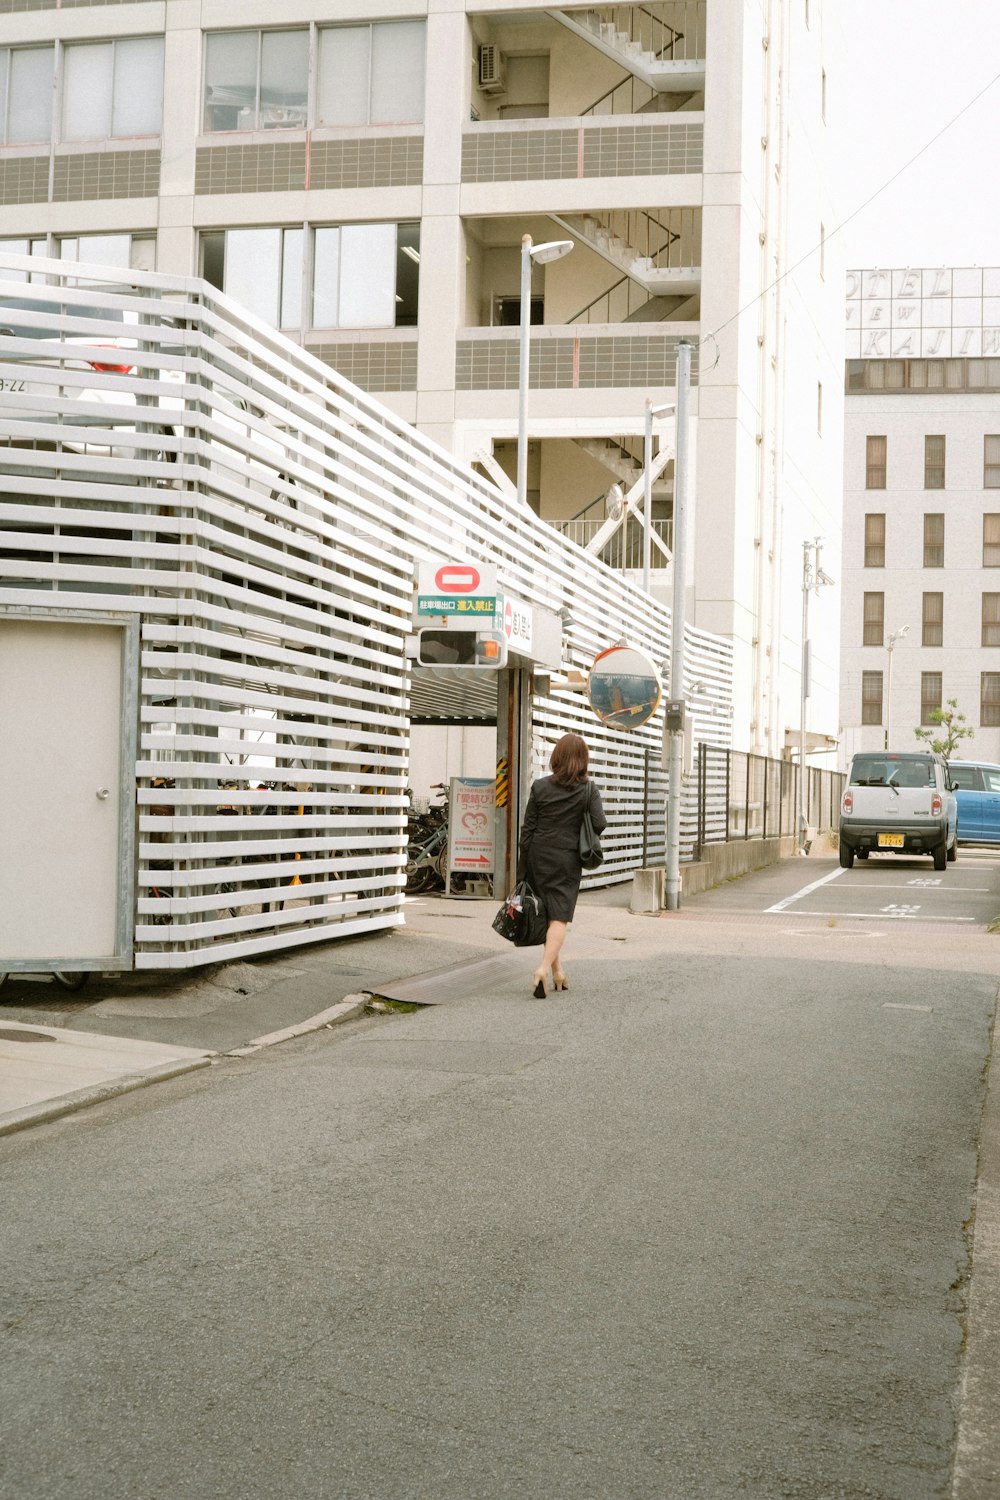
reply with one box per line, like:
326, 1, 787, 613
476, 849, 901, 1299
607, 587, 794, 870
0, 615, 135, 967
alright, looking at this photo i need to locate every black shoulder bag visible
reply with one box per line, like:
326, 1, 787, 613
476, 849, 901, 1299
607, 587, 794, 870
579, 781, 604, 870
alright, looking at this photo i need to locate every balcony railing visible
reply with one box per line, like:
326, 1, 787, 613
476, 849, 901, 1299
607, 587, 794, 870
557, 515, 673, 568
582, 2, 708, 62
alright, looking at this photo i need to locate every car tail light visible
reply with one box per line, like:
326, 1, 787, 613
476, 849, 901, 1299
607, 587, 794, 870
842, 791, 853, 814
88, 345, 134, 375
931, 793, 942, 814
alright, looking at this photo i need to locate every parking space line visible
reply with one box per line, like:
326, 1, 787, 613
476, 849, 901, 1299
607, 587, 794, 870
766, 909, 976, 922
765, 867, 845, 913
856, 884, 993, 893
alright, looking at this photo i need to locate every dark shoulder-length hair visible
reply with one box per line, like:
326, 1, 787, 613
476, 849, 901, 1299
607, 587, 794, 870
550, 732, 589, 785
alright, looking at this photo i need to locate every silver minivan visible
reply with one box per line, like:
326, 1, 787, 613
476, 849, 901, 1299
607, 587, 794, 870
839, 751, 957, 870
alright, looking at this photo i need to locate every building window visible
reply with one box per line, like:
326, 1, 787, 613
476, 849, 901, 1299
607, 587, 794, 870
922, 591, 943, 647
58, 233, 156, 273
984, 514, 1000, 567
866, 435, 886, 489
202, 226, 304, 328
862, 671, 883, 725
204, 30, 309, 132
986, 436, 1000, 488
0, 235, 47, 278
202, 23, 426, 133
318, 21, 426, 126
0, 46, 54, 143
924, 434, 945, 489
863, 513, 885, 568
863, 592, 884, 646
920, 672, 942, 725
923, 513, 945, 568
0, 41, 164, 144
201, 222, 420, 331
62, 38, 164, 141
983, 594, 1000, 647
982, 673, 1000, 727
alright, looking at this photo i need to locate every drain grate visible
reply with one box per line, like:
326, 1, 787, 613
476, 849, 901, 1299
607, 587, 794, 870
0, 1027, 57, 1044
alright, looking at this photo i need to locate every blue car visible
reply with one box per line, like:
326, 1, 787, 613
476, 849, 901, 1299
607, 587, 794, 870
948, 760, 1000, 843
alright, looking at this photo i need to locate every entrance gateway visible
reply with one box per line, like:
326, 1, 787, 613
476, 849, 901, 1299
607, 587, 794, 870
407, 557, 563, 896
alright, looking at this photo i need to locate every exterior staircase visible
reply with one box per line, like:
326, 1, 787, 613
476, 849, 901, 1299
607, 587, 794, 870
548, 4, 707, 94
550, 208, 701, 295
573, 435, 671, 491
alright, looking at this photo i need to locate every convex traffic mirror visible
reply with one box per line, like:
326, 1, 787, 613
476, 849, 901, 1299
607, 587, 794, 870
587, 644, 662, 730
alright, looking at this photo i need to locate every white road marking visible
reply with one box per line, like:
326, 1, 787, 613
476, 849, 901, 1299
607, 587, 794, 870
766, 909, 976, 922
883, 1002, 934, 1012
765, 867, 846, 913
880, 904, 921, 915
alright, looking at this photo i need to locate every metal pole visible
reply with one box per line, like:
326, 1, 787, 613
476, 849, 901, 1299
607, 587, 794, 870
516, 234, 532, 510
664, 339, 692, 911
885, 640, 893, 751
798, 539, 809, 849
642, 399, 653, 592
641, 748, 650, 867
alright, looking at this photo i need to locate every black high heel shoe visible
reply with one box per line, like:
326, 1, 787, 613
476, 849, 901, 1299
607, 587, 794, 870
531, 969, 548, 998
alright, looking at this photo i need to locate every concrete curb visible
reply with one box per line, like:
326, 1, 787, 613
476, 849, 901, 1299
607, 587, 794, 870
225, 995, 371, 1057
0, 1055, 214, 1138
952, 1029, 1000, 1499
0, 997, 372, 1137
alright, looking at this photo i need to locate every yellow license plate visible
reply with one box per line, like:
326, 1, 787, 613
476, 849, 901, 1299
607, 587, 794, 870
878, 833, 905, 847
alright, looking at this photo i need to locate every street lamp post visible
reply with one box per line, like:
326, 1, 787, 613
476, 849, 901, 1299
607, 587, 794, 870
884, 625, 909, 750
642, 398, 675, 593
517, 234, 574, 510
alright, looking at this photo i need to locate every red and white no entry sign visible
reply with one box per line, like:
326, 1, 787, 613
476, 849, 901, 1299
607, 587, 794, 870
435, 564, 480, 593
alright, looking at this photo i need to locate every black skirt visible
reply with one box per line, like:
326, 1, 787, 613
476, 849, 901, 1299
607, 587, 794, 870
518, 776, 607, 923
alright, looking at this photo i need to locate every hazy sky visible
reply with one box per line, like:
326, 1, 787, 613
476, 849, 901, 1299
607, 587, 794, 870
833, 1, 1000, 270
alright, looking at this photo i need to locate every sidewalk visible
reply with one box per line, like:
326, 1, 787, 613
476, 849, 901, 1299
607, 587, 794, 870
0, 890, 548, 1134
0, 1023, 212, 1135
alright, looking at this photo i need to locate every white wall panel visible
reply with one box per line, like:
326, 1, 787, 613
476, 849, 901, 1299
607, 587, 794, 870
0, 251, 732, 967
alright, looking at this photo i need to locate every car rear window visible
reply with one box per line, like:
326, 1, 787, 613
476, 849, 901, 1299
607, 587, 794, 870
849, 754, 934, 788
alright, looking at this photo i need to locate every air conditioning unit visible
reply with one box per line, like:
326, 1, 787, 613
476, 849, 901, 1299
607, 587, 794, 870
478, 44, 506, 93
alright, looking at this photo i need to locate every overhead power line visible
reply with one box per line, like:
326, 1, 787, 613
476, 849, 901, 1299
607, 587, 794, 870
699, 64, 1000, 367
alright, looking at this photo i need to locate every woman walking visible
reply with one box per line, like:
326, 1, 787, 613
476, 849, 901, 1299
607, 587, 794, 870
517, 732, 606, 998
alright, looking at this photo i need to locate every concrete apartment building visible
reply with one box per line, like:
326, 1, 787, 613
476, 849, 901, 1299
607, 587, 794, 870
0, 0, 842, 757
841, 267, 1000, 767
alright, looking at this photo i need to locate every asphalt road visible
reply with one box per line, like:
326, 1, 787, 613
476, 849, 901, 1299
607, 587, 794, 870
1, 885, 996, 1500
683, 846, 1000, 932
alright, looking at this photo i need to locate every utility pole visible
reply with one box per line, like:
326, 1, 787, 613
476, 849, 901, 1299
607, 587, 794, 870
884, 625, 909, 750
798, 537, 834, 851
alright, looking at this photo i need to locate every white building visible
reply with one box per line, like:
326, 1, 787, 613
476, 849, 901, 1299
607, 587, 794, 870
0, 0, 843, 758
841, 267, 1000, 766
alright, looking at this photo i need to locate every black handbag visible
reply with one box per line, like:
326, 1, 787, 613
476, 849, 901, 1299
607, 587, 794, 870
579, 781, 604, 869
492, 880, 548, 947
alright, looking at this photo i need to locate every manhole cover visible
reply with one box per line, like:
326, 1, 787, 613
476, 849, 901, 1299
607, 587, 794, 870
0, 1027, 57, 1043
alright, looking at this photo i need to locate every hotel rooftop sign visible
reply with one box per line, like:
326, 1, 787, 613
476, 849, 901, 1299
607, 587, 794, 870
846, 266, 1000, 360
